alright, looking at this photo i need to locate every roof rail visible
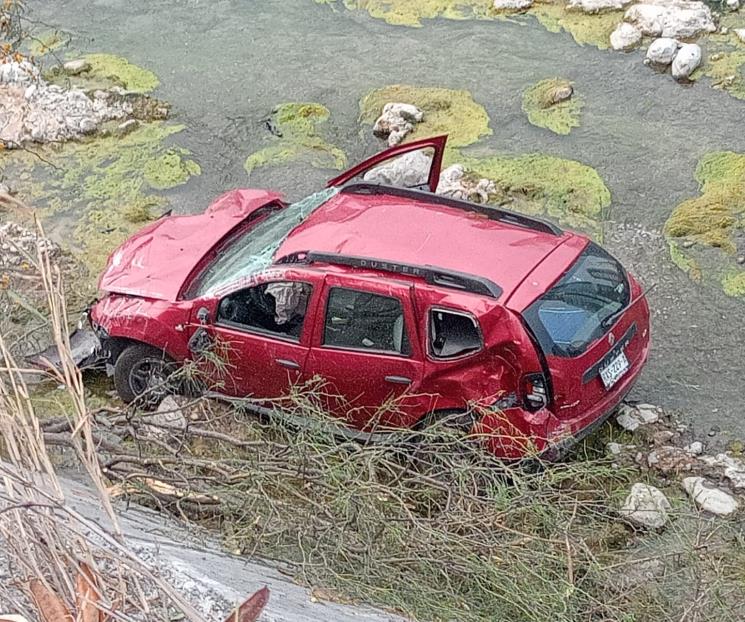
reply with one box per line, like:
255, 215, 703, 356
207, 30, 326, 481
277, 251, 503, 299
340, 182, 563, 236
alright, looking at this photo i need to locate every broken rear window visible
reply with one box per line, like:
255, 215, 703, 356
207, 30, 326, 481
522, 242, 630, 358
188, 187, 338, 298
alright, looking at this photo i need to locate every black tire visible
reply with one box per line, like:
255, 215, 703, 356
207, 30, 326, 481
113, 343, 177, 406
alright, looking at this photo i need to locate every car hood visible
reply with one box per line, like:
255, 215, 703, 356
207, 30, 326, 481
98, 189, 284, 300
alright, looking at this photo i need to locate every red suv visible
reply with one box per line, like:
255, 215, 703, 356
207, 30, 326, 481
89, 136, 650, 459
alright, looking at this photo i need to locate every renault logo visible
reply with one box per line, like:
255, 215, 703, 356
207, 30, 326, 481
608, 332, 616, 346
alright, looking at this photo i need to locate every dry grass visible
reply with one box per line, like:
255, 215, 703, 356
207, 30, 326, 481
0, 222, 214, 621
45, 384, 743, 622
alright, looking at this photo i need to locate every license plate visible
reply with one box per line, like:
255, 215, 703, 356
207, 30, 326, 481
599, 350, 629, 389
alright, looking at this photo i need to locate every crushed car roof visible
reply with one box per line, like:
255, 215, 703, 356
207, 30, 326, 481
275, 186, 579, 300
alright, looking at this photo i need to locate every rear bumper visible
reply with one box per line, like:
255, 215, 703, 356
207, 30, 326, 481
538, 380, 635, 461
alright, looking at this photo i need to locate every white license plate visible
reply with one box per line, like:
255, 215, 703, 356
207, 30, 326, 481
599, 350, 629, 389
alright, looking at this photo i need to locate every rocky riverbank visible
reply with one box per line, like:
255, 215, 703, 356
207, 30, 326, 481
318, 0, 745, 97
0, 59, 167, 148
0, 52, 199, 275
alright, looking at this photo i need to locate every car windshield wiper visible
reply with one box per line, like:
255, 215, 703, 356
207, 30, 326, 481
601, 283, 656, 329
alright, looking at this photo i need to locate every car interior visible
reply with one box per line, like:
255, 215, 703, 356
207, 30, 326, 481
217, 282, 310, 339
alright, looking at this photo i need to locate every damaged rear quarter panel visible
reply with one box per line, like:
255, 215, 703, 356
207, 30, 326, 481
415, 289, 531, 411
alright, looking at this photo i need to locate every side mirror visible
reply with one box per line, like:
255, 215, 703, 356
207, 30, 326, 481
197, 306, 210, 324
188, 327, 213, 354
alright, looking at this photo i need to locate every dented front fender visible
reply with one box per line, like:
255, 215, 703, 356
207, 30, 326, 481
90, 294, 193, 361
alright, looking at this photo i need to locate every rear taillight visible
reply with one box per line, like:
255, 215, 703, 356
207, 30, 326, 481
522, 373, 549, 411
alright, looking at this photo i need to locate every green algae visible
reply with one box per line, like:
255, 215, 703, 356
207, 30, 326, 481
44, 53, 160, 93
358, 83, 606, 237
529, 4, 620, 50
316, 0, 493, 27
317, 0, 619, 49
522, 78, 582, 135
669, 241, 702, 283
244, 103, 346, 175
701, 49, 745, 100
722, 270, 745, 297
144, 150, 201, 190
2, 122, 199, 274
71, 53, 160, 92
665, 152, 745, 254
458, 152, 610, 238
360, 85, 491, 149
665, 152, 745, 296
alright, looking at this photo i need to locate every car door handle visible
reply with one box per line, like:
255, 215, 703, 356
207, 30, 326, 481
385, 375, 412, 385
275, 358, 301, 370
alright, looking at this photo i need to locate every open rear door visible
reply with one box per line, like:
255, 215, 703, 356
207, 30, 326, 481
326, 134, 447, 193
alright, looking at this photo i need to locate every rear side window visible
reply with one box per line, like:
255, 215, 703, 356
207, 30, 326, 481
523, 243, 630, 358
429, 309, 482, 359
323, 288, 410, 355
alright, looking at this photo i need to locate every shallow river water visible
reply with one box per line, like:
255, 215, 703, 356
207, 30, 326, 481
25, 0, 745, 441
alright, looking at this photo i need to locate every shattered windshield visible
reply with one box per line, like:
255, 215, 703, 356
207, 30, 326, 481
188, 187, 339, 298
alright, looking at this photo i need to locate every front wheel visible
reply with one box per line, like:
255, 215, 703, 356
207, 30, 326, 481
113, 343, 178, 406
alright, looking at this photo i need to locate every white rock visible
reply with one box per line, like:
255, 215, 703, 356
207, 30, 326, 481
611, 23, 643, 51
363, 149, 433, 188
79, 117, 97, 134
617, 409, 642, 431
607, 442, 624, 455
616, 404, 658, 431
0, 60, 135, 146
646, 37, 679, 65
567, 0, 632, 11
621, 483, 672, 529
547, 83, 574, 104
625, 0, 716, 39
683, 477, 739, 515
735, 28, 745, 43
699, 453, 745, 489
373, 102, 424, 147
0, 223, 60, 269
684, 441, 704, 456
62, 59, 91, 75
726, 0, 739, 10
383, 102, 423, 123
0, 60, 39, 85
672, 43, 702, 80
493, 0, 533, 10
436, 164, 496, 203
635, 404, 660, 424
145, 396, 187, 433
